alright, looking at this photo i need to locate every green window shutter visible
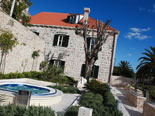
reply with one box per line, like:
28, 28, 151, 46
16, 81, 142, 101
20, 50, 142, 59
93, 65, 99, 78
81, 64, 86, 77
53, 35, 58, 46
87, 37, 91, 50
60, 61, 65, 67
50, 59, 54, 65
62, 35, 69, 47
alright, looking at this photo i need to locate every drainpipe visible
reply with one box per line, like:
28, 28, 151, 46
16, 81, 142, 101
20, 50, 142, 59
10, 0, 16, 17
108, 32, 118, 85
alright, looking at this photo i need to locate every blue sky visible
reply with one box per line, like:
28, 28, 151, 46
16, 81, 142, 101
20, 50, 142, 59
29, 0, 155, 72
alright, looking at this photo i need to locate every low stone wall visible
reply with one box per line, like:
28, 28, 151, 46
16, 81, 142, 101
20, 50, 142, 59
143, 102, 155, 116
111, 75, 134, 87
127, 90, 146, 109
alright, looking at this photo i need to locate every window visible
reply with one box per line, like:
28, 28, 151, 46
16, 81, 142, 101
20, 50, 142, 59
87, 37, 96, 51
87, 37, 102, 51
53, 34, 69, 47
81, 64, 99, 78
50, 59, 65, 69
67, 15, 77, 24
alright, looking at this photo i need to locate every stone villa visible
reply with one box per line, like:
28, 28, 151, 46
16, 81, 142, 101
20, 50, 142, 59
29, 8, 119, 83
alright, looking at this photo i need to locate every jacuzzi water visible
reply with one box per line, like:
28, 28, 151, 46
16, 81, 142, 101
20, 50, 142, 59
0, 83, 56, 96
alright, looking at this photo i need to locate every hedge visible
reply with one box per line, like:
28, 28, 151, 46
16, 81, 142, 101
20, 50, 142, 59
65, 80, 122, 116
0, 104, 55, 116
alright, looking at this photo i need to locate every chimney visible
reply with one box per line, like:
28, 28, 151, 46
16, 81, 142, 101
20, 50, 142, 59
83, 8, 90, 25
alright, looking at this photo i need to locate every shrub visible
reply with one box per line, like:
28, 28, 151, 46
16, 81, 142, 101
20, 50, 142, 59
85, 79, 109, 95
77, 80, 123, 116
51, 85, 79, 94
0, 104, 55, 116
103, 91, 116, 107
65, 106, 79, 116
66, 76, 78, 85
79, 92, 105, 116
79, 92, 122, 116
0, 73, 4, 79
22, 72, 32, 78
149, 89, 155, 100
135, 84, 155, 100
51, 75, 69, 84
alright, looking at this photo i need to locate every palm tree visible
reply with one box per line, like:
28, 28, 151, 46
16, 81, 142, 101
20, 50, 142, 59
136, 46, 155, 84
118, 60, 135, 78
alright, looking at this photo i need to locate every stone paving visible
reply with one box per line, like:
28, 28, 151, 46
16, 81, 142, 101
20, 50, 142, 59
112, 87, 143, 116
50, 94, 81, 115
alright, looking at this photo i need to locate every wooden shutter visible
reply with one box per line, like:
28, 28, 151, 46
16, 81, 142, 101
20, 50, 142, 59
62, 35, 69, 47
87, 37, 91, 50
53, 35, 58, 46
60, 61, 65, 67
93, 65, 99, 78
50, 59, 54, 65
81, 64, 86, 77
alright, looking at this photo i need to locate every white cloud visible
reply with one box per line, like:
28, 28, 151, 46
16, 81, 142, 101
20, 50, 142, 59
125, 27, 151, 40
130, 27, 150, 33
139, 4, 155, 14
128, 54, 132, 56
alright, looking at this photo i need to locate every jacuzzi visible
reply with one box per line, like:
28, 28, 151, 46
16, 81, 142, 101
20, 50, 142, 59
0, 79, 63, 106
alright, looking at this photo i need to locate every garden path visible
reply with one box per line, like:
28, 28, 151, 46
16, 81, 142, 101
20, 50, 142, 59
50, 94, 81, 115
112, 87, 143, 116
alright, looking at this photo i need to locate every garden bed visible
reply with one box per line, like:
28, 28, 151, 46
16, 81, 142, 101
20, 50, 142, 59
65, 80, 123, 116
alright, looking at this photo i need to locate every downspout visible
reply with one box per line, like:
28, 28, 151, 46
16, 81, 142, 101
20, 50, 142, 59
108, 32, 118, 85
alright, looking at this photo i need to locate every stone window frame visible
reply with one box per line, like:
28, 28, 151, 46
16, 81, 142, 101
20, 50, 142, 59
53, 34, 69, 47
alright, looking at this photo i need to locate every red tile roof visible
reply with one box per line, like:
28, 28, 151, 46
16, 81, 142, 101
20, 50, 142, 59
30, 12, 118, 31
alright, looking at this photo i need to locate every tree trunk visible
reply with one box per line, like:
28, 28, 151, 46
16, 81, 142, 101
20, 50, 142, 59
32, 58, 34, 71
2, 53, 7, 73
85, 56, 95, 83
0, 50, 4, 73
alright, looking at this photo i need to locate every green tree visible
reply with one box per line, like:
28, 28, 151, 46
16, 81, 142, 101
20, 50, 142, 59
0, 31, 17, 73
2, 0, 32, 24
113, 60, 135, 78
39, 61, 48, 72
136, 46, 155, 84
31, 50, 39, 71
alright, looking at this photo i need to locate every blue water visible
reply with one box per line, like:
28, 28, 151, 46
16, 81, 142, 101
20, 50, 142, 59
0, 84, 50, 95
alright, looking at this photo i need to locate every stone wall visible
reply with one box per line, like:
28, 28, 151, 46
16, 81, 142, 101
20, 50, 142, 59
127, 90, 146, 109
143, 102, 155, 116
0, 11, 44, 73
111, 75, 134, 87
29, 25, 119, 82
